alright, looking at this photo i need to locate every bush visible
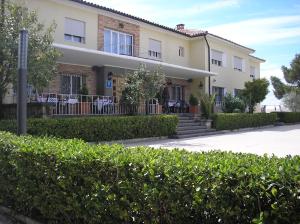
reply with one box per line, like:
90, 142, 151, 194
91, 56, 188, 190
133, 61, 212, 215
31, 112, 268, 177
222, 93, 246, 113
0, 115, 178, 141
0, 132, 299, 223
275, 112, 300, 123
189, 94, 199, 106
213, 113, 277, 130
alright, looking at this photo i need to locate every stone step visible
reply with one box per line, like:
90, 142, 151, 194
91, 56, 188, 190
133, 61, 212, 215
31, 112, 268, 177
176, 128, 210, 135
172, 129, 217, 139
177, 125, 207, 131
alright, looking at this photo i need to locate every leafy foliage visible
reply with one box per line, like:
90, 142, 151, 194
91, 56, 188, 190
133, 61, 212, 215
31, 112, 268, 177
0, 131, 299, 223
0, 115, 178, 141
121, 64, 165, 113
271, 54, 300, 112
213, 113, 277, 130
200, 94, 215, 119
189, 94, 199, 106
242, 78, 269, 113
281, 54, 300, 87
222, 93, 245, 113
275, 112, 300, 123
0, 1, 61, 101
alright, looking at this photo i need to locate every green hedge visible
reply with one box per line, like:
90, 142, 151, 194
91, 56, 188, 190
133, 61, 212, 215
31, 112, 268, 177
0, 115, 178, 141
0, 132, 299, 223
213, 113, 277, 130
275, 112, 300, 123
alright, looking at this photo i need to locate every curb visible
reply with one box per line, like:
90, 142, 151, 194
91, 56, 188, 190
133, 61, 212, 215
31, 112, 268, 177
0, 206, 42, 224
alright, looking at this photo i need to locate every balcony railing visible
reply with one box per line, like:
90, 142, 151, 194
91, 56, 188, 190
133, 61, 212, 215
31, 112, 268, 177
33, 93, 160, 116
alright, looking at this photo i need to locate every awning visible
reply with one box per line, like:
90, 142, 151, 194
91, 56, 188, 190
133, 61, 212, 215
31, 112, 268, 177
54, 43, 216, 79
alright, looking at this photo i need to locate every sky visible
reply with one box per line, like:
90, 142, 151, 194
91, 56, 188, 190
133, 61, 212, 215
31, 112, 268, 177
86, 0, 300, 105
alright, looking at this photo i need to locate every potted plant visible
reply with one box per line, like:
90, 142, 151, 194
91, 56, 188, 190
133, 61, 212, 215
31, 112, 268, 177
79, 84, 91, 115
189, 94, 199, 114
200, 94, 215, 129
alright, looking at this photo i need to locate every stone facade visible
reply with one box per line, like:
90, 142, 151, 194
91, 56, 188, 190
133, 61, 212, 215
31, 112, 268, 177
98, 15, 140, 56
45, 63, 97, 95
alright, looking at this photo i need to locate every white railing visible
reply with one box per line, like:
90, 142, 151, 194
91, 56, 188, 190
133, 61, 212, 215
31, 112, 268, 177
34, 93, 159, 116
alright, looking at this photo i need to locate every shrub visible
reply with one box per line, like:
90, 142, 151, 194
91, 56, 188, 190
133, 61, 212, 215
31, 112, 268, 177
0, 132, 299, 223
213, 113, 277, 130
200, 94, 215, 119
275, 112, 300, 123
189, 94, 199, 106
222, 93, 246, 113
0, 115, 178, 141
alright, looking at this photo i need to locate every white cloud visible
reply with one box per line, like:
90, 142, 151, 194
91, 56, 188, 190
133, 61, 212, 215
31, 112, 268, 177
85, 0, 240, 23
205, 15, 300, 45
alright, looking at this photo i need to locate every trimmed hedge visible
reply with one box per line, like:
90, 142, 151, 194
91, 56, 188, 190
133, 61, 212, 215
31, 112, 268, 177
0, 115, 178, 141
0, 132, 299, 223
213, 113, 277, 130
275, 112, 300, 123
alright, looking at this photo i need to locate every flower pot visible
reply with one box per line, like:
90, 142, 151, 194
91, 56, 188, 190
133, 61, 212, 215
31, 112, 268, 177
80, 102, 91, 115
190, 105, 199, 114
158, 105, 163, 114
205, 119, 212, 129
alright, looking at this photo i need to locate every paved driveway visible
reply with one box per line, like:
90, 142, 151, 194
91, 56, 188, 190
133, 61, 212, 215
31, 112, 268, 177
126, 124, 300, 157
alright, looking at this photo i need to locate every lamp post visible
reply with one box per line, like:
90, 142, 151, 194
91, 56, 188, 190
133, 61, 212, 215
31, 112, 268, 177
17, 29, 28, 135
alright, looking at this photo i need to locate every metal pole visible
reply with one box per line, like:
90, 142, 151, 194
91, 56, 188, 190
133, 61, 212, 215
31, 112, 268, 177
17, 29, 29, 135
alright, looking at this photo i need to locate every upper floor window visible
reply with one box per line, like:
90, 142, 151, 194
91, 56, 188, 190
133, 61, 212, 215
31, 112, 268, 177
64, 18, 85, 44
179, 47, 184, 57
211, 50, 224, 67
104, 29, 133, 56
250, 66, 256, 78
148, 39, 161, 60
233, 56, 243, 71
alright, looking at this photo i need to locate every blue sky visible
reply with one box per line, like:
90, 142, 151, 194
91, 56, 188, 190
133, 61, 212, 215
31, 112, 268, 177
87, 0, 300, 105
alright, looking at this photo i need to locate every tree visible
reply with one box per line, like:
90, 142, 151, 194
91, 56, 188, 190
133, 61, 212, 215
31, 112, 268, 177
241, 78, 269, 113
0, 1, 61, 117
121, 64, 165, 115
283, 90, 300, 112
271, 54, 300, 111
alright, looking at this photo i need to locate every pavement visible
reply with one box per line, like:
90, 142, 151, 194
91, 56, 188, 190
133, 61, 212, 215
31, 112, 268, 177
126, 124, 300, 157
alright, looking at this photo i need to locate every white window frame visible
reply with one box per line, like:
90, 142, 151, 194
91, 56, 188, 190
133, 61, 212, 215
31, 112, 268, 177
233, 56, 243, 72
148, 38, 162, 60
104, 28, 133, 56
64, 18, 86, 44
179, 46, 184, 57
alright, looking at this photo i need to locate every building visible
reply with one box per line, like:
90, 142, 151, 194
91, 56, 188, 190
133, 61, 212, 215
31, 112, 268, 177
4, 0, 265, 115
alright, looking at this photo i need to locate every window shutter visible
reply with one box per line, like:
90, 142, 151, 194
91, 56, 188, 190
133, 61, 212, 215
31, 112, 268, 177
65, 18, 85, 37
149, 39, 161, 53
211, 50, 223, 61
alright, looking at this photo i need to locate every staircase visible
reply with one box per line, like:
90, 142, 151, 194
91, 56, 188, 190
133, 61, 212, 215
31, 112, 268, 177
171, 114, 216, 139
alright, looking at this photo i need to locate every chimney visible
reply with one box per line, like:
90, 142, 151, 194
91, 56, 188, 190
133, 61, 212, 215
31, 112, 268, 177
176, 24, 185, 30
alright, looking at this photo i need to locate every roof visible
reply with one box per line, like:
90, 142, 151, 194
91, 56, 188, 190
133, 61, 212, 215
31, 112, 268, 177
69, 0, 258, 56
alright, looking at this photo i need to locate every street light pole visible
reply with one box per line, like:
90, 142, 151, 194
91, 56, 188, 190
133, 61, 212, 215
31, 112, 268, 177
17, 29, 29, 135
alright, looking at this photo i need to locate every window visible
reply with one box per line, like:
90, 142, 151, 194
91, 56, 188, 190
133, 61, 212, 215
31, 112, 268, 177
233, 56, 243, 71
250, 66, 256, 78
148, 39, 162, 59
64, 18, 85, 43
211, 49, 224, 67
179, 46, 184, 57
60, 75, 82, 95
212, 86, 225, 102
104, 29, 133, 56
172, 85, 184, 100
